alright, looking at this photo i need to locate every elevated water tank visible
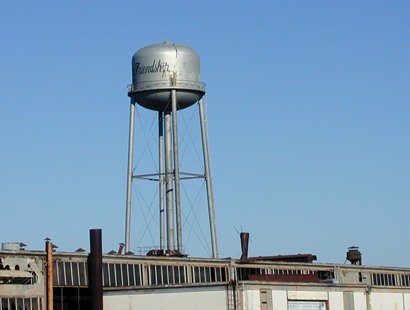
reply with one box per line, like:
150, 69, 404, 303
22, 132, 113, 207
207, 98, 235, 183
346, 246, 362, 265
128, 42, 206, 111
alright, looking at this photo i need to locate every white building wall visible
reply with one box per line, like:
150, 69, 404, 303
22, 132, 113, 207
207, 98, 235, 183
287, 290, 328, 301
104, 288, 227, 310
103, 285, 410, 310
242, 288, 365, 310
272, 290, 287, 310
404, 293, 410, 310
369, 292, 403, 310
353, 291, 367, 310
328, 291, 343, 310
242, 289, 260, 310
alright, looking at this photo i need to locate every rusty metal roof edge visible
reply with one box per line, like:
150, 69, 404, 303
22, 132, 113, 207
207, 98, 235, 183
239, 253, 318, 264
2, 250, 410, 272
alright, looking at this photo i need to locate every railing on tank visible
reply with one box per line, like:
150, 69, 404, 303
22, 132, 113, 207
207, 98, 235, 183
128, 80, 206, 93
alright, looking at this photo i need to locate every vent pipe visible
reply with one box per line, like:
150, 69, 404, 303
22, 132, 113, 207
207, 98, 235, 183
240, 232, 250, 260
89, 229, 103, 310
46, 240, 53, 310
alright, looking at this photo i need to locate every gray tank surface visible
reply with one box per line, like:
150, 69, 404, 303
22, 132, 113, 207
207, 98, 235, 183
128, 42, 206, 111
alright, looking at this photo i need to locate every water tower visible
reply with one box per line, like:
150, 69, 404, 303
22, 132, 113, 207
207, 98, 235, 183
125, 42, 218, 258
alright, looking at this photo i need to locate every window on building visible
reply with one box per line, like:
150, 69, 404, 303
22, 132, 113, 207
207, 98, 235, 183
288, 301, 326, 310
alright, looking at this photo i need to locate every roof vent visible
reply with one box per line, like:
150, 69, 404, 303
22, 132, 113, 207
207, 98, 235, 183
240, 232, 250, 260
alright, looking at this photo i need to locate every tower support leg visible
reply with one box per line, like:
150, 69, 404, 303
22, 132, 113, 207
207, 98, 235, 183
198, 98, 219, 258
164, 111, 175, 250
172, 90, 183, 252
125, 99, 135, 253
159, 111, 165, 250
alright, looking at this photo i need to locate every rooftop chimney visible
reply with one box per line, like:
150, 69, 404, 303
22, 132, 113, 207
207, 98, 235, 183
240, 232, 250, 260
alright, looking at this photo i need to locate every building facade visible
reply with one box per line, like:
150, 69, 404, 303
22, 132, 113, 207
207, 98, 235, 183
1, 249, 410, 309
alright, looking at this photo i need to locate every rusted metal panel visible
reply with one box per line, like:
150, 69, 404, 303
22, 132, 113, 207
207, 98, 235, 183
247, 274, 320, 283
241, 254, 317, 263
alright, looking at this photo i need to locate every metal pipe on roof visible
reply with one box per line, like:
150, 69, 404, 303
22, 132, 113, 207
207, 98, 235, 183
89, 229, 103, 310
46, 240, 53, 310
240, 232, 249, 260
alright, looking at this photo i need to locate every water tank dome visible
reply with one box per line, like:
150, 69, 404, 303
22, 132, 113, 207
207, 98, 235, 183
128, 42, 206, 111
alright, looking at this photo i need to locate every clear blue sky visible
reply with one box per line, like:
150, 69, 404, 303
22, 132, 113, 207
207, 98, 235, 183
1, 1, 409, 267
